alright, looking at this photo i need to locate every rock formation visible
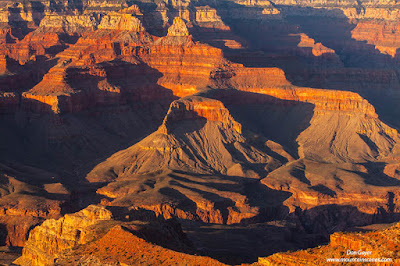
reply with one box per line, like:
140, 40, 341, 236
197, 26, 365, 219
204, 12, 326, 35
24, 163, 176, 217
14, 204, 225, 266
167, 17, 189, 37
259, 222, 400, 265
0, 164, 66, 247
86, 95, 287, 224
0, 0, 400, 264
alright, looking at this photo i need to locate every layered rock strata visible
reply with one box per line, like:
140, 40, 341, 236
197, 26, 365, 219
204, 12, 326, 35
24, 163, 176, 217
14, 204, 224, 266
259, 222, 400, 265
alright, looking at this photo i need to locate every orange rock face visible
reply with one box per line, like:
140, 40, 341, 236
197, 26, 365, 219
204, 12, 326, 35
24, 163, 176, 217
259, 222, 400, 265
56, 225, 227, 266
159, 97, 242, 134
14, 205, 223, 266
352, 20, 400, 57
2, 0, 400, 265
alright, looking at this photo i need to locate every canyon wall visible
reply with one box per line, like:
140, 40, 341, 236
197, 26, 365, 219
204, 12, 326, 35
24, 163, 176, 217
0, 0, 399, 264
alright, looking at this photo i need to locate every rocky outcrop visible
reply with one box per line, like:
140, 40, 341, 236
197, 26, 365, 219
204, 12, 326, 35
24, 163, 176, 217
273, 0, 400, 20
87, 95, 278, 178
55, 224, 226, 266
293, 33, 337, 57
259, 221, 400, 265
20, 12, 226, 113
14, 204, 222, 266
167, 17, 189, 37
1, 1, 400, 264
86, 96, 287, 224
14, 205, 113, 265
0, 167, 66, 247
159, 97, 242, 134
262, 159, 400, 214
352, 20, 400, 57
38, 14, 98, 34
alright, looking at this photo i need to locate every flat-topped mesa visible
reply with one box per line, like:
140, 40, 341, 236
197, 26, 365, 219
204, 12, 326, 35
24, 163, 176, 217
98, 12, 144, 32
167, 17, 189, 37
38, 14, 98, 34
233, 0, 276, 7
222, 65, 378, 117
236, 86, 378, 117
38, 5, 145, 34
158, 97, 242, 134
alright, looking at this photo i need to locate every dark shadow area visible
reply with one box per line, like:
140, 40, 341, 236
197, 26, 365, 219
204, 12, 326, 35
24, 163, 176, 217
189, 2, 400, 129
0, 223, 6, 246
356, 162, 400, 187
180, 201, 400, 264
242, 181, 292, 222
180, 220, 298, 264
205, 89, 314, 157
0, 56, 58, 94
289, 162, 311, 185
71, 0, 84, 13
7, 5, 34, 38
169, 171, 292, 224
294, 203, 400, 236
0, 245, 22, 265
67, 59, 178, 109
0, 60, 177, 209
159, 187, 201, 216
27, 1, 46, 26
172, 180, 236, 224
309, 184, 337, 197
131, 1, 166, 36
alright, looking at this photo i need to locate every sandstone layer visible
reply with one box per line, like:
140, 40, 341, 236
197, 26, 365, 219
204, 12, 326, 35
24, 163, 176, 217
259, 221, 400, 265
14, 204, 224, 266
0, 0, 400, 265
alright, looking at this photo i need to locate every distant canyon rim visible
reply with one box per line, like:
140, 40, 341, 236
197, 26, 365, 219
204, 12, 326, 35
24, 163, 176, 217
0, 0, 399, 265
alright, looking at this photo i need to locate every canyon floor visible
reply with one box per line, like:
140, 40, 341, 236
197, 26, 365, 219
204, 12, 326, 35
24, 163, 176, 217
0, 0, 400, 265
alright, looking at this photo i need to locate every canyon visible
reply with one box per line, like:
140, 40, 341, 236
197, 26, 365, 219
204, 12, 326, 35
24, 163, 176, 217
0, 0, 398, 265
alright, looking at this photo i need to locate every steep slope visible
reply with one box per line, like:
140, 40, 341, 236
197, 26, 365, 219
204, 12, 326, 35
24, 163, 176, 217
0, 1, 400, 264
22, 12, 226, 113
87, 95, 289, 224
202, 87, 400, 228
210, 65, 400, 163
88, 96, 280, 178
